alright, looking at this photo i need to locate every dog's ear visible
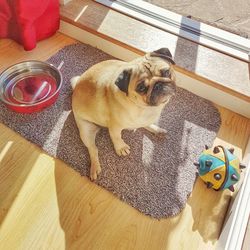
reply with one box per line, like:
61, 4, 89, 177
115, 69, 132, 95
150, 48, 175, 65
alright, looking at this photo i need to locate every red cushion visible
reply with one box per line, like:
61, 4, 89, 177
0, 0, 12, 37
0, 0, 60, 50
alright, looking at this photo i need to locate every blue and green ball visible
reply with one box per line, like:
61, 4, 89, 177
195, 145, 246, 192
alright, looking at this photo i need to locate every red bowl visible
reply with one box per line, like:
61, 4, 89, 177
0, 61, 62, 113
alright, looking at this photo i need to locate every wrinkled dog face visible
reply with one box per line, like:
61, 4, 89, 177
132, 50, 176, 107
115, 48, 176, 107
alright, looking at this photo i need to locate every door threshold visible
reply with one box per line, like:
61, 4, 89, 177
60, 0, 250, 108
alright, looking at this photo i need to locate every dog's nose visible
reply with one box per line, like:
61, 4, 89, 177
153, 81, 176, 96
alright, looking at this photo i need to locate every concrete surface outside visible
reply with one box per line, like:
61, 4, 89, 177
145, 0, 250, 39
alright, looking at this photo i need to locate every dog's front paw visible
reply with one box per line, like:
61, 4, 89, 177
145, 124, 167, 137
115, 142, 131, 156
155, 127, 167, 136
90, 161, 101, 181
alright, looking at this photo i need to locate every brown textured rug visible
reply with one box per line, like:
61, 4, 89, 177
0, 43, 221, 218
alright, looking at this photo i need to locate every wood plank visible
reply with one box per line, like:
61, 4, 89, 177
0, 32, 250, 250
0, 33, 76, 72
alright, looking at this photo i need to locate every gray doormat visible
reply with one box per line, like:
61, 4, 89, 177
0, 44, 221, 218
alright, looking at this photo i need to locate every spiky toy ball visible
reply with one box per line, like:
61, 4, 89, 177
195, 145, 246, 192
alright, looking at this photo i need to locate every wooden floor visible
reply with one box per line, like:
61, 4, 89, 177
0, 33, 250, 250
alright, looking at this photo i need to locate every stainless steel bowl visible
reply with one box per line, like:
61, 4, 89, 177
0, 60, 62, 113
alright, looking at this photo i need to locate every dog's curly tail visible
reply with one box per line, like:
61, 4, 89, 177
70, 76, 80, 89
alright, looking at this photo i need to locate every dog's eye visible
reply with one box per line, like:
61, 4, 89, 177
160, 68, 170, 78
154, 82, 164, 91
136, 82, 148, 94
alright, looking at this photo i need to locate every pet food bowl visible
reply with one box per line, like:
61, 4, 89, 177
0, 61, 62, 113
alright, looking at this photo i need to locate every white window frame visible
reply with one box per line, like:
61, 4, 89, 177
96, 0, 250, 62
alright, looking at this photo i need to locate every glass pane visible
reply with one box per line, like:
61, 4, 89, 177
144, 0, 250, 39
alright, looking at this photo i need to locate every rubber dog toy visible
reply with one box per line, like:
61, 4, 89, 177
195, 145, 246, 192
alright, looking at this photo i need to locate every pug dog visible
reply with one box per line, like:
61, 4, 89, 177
71, 48, 176, 180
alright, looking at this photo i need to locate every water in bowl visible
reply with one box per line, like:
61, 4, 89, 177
5, 74, 57, 104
